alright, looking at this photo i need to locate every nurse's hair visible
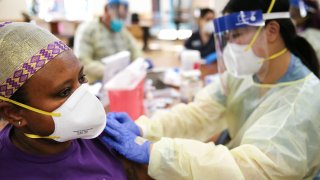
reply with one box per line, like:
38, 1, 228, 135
223, 0, 320, 77
200, 8, 215, 19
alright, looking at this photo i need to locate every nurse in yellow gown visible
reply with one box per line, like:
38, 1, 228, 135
102, 0, 320, 179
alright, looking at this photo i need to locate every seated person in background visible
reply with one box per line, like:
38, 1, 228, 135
184, 8, 216, 64
0, 22, 126, 179
74, 0, 143, 84
290, 0, 320, 62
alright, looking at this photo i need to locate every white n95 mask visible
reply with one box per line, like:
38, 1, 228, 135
222, 43, 263, 77
203, 21, 214, 34
0, 84, 107, 142
47, 84, 106, 142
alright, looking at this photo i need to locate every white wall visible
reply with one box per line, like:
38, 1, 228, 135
0, 0, 229, 22
193, 0, 215, 9
214, 0, 229, 16
0, 0, 28, 21
193, 0, 229, 16
128, 0, 152, 14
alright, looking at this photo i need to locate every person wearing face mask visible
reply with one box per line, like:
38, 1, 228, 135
74, 0, 143, 84
101, 0, 320, 179
0, 22, 127, 179
184, 8, 217, 64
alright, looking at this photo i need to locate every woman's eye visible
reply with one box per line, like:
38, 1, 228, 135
79, 74, 88, 84
58, 88, 72, 98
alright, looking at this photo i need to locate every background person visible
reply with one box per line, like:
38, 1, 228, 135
184, 8, 216, 64
74, 0, 143, 84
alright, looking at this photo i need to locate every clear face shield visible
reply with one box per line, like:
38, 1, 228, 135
108, 1, 128, 32
214, 10, 269, 79
213, 10, 290, 81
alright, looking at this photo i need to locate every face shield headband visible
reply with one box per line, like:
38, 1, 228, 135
213, 1, 291, 63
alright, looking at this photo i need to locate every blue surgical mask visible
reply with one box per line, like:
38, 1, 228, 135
110, 19, 124, 32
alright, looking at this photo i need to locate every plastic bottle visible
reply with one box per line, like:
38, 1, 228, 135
180, 70, 203, 103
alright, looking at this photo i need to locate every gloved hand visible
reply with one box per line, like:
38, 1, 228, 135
101, 118, 151, 164
107, 112, 141, 136
204, 52, 217, 65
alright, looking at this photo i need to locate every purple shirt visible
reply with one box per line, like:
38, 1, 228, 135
0, 125, 126, 179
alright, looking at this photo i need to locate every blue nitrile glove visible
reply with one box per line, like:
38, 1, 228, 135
107, 112, 141, 136
144, 59, 154, 70
204, 52, 217, 65
101, 118, 151, 164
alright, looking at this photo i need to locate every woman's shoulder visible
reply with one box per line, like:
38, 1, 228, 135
0, 125, 14, 161
0, 135, 125, 179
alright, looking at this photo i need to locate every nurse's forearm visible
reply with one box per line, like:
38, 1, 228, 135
147, 138, 244, 179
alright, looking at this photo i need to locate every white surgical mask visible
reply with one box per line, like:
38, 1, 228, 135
0, 84, 107, 142
203, 21, 214, 34
222, 43, 263, 77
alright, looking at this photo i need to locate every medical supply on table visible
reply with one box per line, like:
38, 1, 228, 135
99, 51, 131, 106
144, 85, 180, 117
101, 51, 131, 83
162, 68, 181, 87
180, 50, 201, 71
104, 58, 146, 120
180, 70, 203, 103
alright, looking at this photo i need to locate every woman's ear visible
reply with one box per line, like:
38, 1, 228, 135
265, 20, 281, 43
0, 102, 27, 128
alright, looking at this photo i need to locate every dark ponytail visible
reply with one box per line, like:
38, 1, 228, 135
223, 0, 320, 77
275, 19, 320, 77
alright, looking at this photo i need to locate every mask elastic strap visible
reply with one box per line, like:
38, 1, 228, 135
244, 27, 263, 51
0, 96, 61, 117
263, 12, 291, 20
244, 0, 276, 51
260, 48, 288, 63
24, 133, 60, 140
